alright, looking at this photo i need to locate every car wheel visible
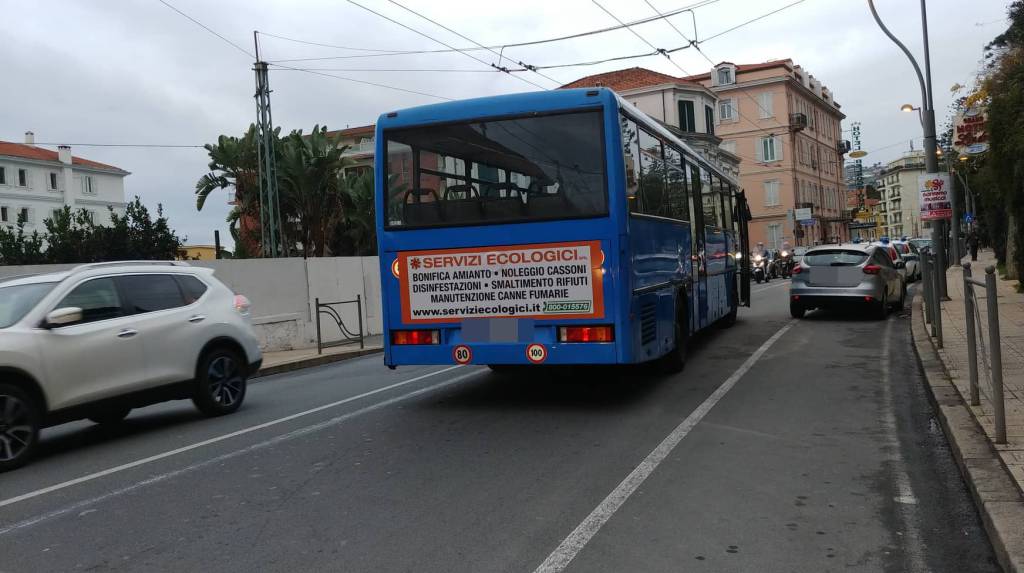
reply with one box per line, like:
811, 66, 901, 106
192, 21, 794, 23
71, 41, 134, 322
88, 407, 131, 426
0, 384, 41, 473
875, 291, 889, 320
790, 301, 806, 319
193, 348, 248, 416
659, 312, 688, 374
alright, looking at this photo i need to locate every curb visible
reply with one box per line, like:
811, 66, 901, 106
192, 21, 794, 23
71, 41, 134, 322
910, 293, 1024, 573
253, 347, 383, 379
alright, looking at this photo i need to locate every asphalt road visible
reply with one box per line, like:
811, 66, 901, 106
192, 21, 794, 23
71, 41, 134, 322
0, 280, 999, 573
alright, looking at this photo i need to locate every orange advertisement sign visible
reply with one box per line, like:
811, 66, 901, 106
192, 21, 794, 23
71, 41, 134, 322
397, 241, 605, 324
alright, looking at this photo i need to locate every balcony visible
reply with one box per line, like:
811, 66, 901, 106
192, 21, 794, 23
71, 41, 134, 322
789, 113, 808, 131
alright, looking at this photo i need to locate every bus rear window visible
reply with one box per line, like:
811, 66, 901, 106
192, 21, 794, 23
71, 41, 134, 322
383, 110, 607, 229
804, 250, 868, 266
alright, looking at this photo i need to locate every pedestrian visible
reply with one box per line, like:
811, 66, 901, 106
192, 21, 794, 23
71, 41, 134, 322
967, 229, 980, 261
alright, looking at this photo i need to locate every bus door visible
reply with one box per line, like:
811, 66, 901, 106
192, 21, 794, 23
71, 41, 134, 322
734, 189, 752, 307
685, 162, 704, 333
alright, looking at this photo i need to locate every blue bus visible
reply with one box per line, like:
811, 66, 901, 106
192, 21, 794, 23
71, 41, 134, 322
375, 87, 750, 371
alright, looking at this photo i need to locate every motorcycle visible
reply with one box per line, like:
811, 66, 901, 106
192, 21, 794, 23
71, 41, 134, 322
775, 250, 794, 279
752, 254, 769, 283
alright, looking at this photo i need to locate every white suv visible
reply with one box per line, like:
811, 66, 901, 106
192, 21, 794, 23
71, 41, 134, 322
0, 261, 262, 471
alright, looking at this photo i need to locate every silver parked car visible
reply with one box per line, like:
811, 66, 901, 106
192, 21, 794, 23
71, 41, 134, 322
789, 244, 906, 319
0, 261, 262, 471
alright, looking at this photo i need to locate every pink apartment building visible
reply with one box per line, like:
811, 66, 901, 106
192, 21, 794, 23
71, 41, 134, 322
563, 60, 850, 249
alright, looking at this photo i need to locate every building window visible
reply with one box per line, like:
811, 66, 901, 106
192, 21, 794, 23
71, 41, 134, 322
717, 67, 734, 85
704, 105, 715, 135
51, 208, 63, 220
758, 92, 774, 119
764, 180, 781, 207
18, 207, 31, 224
767, 223, 782, 250
82, 175, 95, 194
49, 172, 58, 190
758, 135, 780, 162
719, 99, 735, 121
0, 206, 7, 222
678, 100, 696, 132
17, 169, 28, 187
0, 167, 5, 185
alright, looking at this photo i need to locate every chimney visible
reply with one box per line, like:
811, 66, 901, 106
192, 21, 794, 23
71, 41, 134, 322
24, 131, 34, 145
58, 145, 72, 165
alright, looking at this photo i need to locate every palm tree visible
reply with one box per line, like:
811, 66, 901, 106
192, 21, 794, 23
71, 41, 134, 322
277, 125, 349, 257
196, 125, 266, 256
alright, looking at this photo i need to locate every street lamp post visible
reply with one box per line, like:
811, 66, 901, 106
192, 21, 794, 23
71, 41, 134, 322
869, 0, 948, 298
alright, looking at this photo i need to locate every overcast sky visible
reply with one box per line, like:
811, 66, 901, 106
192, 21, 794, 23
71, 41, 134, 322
0, 0, 1009, 247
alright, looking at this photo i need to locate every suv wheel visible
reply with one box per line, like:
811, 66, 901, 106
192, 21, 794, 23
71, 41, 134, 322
193, 349, 248, 416
0, 384, 41, 472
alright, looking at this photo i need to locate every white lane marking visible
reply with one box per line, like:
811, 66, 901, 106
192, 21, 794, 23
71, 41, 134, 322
879, 320, 927, 571
0, 365, 463, 510
533, 321, 796, 573
0, 368, 486, 536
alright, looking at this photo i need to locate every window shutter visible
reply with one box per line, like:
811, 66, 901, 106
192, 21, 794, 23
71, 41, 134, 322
760, 92, 774, 118
755, 138, 764, 162
774, 136, 783, 161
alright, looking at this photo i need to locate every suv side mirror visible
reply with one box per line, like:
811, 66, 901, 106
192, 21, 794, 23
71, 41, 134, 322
46, 307, 83, 327
895, 260, 906, 269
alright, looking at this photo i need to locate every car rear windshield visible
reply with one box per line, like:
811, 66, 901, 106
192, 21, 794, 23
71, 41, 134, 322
384, 110, 607, 229
803, 250, 869, 266
0, 282, 57, 328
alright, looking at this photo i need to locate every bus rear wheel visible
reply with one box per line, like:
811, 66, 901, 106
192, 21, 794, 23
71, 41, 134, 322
659, 312, 688, 374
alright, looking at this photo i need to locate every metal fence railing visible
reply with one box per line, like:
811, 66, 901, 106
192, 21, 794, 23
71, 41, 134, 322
315, 296, 364, 355
962, 263, 1007, 444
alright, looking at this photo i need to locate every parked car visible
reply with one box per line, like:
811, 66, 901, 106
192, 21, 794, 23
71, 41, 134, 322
0, 261, 262, 471
909, 237, 932, 253
871, 241, 909, 283
892, 240, 921, 281
789, 243, 906, 319
792, 246, 809, 265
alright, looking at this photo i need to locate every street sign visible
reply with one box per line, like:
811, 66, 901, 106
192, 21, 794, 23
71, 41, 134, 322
794, 207, 812, 223
918, 174, 953, 221
849, 150, 868, 159
964, 213, 974, 224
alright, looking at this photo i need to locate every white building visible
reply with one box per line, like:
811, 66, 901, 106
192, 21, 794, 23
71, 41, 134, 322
0, 132, 129, 230
875, 150, 925, 239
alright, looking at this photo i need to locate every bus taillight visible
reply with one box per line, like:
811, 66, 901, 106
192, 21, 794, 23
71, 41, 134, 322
558, 325, 614, 343
392, 330, 440, 345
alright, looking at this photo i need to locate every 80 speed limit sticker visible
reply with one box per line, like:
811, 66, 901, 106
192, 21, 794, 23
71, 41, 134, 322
452, 345, 473, 364
525, 343, 547, 364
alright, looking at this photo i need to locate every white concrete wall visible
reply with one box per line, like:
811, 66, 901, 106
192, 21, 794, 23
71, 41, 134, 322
0, 256, 383, 352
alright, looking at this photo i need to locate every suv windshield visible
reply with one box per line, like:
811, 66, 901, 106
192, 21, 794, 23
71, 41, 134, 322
0, 282, 57, 328
384, 110, 607, 229
804, 250, 869, 266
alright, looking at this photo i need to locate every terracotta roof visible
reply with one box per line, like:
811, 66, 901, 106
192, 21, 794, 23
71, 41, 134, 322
560, 67, 696, 91
0, 141, 126, 173
680, 59, 794, 82
325, 125, 375, 139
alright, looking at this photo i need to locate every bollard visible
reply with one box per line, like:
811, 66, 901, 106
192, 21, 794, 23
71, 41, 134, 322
923, 254, 933, 325
931, 253, 943, 348
315, 297, 323, 355
356, 295, 365, 350
963, 263, 980, 406
985, 266, 1007, 444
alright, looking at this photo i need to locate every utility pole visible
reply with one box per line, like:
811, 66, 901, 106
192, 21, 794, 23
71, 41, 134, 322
254, 32, 283, 258
868, 0, 948, 298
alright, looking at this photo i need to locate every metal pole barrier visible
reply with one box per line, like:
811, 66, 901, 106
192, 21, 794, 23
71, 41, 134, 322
963, 263, 980, 406
356, 295, 365, 350
985, 266, 1006, 444
933, 253, 943, 348
315, 297, 323, 355
923, 253, 933, 325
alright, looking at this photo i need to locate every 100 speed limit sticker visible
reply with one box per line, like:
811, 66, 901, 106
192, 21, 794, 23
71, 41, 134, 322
525, 343, 547, 364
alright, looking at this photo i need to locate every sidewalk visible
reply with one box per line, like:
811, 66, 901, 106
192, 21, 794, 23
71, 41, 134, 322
915, 248, 1024, 572
934, 250, 1024, 488
254, 335, 383, 378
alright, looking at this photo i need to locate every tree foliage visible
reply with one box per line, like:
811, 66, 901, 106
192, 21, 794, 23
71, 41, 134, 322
199, 124, 381, 258
0, 198, 184, 266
